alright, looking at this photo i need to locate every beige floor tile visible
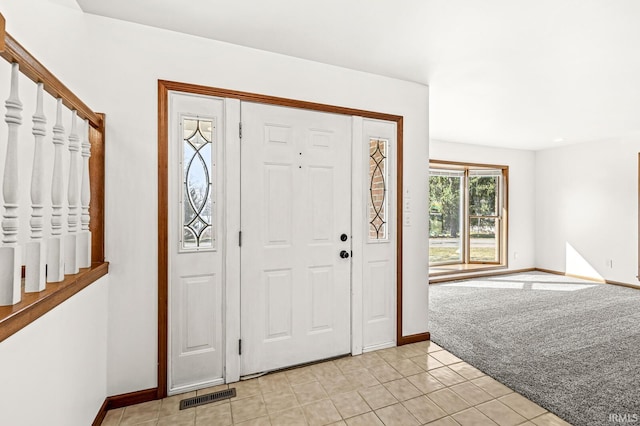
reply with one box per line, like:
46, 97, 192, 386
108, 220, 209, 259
292, 381, 329, 405
378, 347, 405, 362
497, 394, 546, 419
358, 384, 398, 410
407, 341, 433, 353
402, 395, 448, 424
449, 362, 485, 380
310, 362, 342, 380
236, 416, 272, 425
195, 401, 232, 424
197, 384, 228, 396
425, 342, 444, 353
260, 373, 292, 394
117, 345, 556, 426
476, 400, 526, 426
375, 403, 420, 426
269, 406, 308, 426
157, 410, 195, 426
159, 391, 196, 417
331, 391, 371, 419
368, 363, 403, 383
450, 382, 494, 405
334, 356, 365, 373
231, 394, 268, 423
359, 352, 387, 369
388, 358, 424, 377
301, 399, 342, 426
383, 378, 422, 401
429, 367, 467, 386
343, 369, 380, 389
233, 379, 263, 400
425, 416, 461, 425
345, 411, 384, 426
452, 407, 498, 426
329, 421, 347, 426
196, 415, 231, 425
409, 354, 445, 371
407, 372, 446, 394
286, 367, 318, 386
101, 408, 124, 426
319, 373, 357, 395
427, 388, 471, 415
264, 389, 300, 414
430, 350, 463, 366
471, 377, 513, 398
397, 344, 427, 358
530, 413, 572, 426
120, 400, 161, 425
195, 400, 231, 419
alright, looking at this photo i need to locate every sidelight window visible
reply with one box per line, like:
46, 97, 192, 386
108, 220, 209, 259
369, 138, 389, 241
181, 117, 215, 250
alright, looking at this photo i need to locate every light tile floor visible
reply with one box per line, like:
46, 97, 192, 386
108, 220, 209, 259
101, 341, 572, 426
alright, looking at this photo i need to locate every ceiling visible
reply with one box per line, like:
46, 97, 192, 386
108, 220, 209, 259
75, 0, 640, 150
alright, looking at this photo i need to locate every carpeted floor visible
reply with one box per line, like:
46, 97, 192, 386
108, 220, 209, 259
429, 272, 640, 426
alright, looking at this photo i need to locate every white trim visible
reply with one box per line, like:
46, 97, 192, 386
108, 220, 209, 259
363, 341, 396, 353
169, 377, 225, 396
350, 116, 364, 356
223, 98, 241, 384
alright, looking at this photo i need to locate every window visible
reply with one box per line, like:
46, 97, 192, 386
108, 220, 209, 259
369, 137, 389, 241
429, 161, 508, 270
181, 117, 215, 250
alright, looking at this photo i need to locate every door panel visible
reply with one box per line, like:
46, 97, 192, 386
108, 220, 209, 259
361, 119, 397, 350
168, 92, 225, 393
240, 103, 351, 375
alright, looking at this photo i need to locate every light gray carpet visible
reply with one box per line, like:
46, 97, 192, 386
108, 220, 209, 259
429, 272, 640, 426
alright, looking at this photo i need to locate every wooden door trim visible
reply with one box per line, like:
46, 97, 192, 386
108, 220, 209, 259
158, 79, 415, 398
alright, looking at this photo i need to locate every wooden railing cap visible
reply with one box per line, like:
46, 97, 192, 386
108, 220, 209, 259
0, 13, 5, 53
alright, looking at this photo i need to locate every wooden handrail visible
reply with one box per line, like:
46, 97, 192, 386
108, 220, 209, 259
0, 14, 6, 53
0, 31, 102, 129
0, 15, 108, 341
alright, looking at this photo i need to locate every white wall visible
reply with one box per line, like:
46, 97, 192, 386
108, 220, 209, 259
535, 137, 639, 286
0, 276, 108, 426
429, 140, 537, 271
0, 0, 430, 395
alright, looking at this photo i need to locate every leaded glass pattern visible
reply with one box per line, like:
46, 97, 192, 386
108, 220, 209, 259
369, 138, 388, 240
182, 117, 214, 250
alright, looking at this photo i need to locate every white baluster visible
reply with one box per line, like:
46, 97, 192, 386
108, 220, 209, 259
0, 63, 23, 305
47, 98, 65, 282
77, 118, 91, 268
64, 110, 79, 274
25, 83, 47, 292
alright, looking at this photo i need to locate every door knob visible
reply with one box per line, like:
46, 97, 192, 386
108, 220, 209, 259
340, 250, 350, 259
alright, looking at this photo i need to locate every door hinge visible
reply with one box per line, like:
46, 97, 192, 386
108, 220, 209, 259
239, 122, 242, 139
239, 231, 242, 247
239, 339, 242, 355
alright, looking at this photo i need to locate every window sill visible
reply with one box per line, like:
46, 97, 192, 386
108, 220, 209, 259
429, 263, 506, 281
0, 261, 109, 343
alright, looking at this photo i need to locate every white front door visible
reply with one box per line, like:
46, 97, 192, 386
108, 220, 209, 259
168, 92, 226, 393
240, 102, 352, 375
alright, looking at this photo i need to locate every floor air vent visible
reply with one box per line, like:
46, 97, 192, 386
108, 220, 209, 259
179, 388, 236, 410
